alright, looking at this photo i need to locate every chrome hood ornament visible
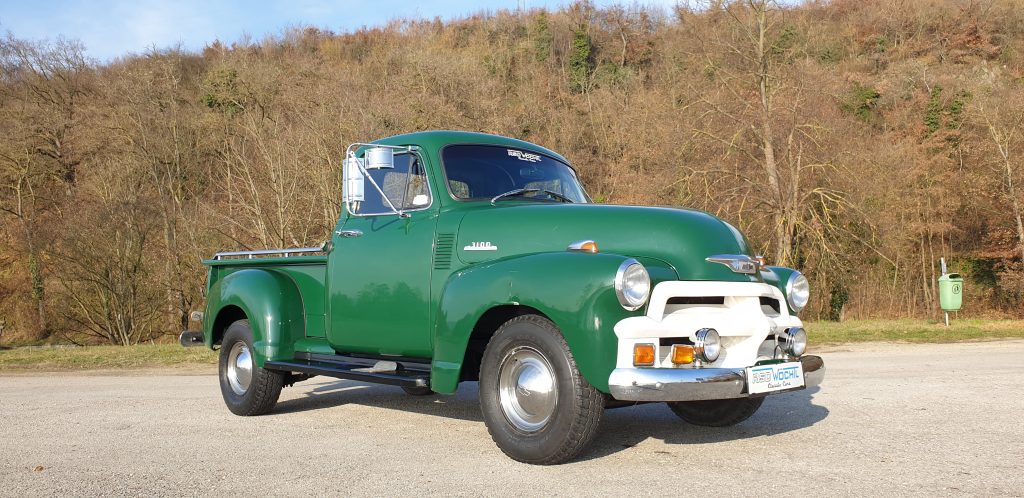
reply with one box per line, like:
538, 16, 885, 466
705, 254, 760, 275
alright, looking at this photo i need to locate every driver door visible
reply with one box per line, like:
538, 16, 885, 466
326, 151, 437, 358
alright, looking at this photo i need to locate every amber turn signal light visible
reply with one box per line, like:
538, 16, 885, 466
671, 344, 695, 365
567, 240, 599, 253
633, 343, 656, 366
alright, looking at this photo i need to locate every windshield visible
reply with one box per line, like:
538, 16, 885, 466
441, 145, 589, 203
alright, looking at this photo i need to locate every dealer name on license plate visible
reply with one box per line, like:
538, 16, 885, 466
746, 362, 805, 394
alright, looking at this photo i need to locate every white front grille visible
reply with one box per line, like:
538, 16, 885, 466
612, 281, 804, 369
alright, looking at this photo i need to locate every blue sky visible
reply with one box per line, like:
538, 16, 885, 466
0, 0, 680, 61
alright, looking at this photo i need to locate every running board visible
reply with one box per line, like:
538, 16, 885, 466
264, 358, 430, 388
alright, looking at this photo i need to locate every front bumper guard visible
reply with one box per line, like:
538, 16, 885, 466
608, 355, 825, 402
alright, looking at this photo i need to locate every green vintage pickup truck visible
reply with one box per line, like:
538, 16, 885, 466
181, 130, 824, 464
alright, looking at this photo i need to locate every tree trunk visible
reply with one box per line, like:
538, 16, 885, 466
1005, 155, 1024, 263
991, 123, 1024, 263
752, 1, 788, 265
24, 227, 46, 336
160, 205, 189, 332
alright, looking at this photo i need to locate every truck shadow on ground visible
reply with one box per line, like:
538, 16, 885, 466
274, 378, 487, 422
274, 378, 828, 459
579, 386, 828, 461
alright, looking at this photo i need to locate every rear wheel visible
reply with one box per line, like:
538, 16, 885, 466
667, 397, 764, 427
479, 315, 603, 465
218, 319, 284, 416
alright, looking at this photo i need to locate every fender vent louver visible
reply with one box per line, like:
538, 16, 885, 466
434, 233, 455, 270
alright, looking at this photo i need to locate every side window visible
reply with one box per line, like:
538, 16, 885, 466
449, 180, 471, 198
356, 153, 431, 215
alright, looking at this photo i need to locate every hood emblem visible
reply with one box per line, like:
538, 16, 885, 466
464, 242, 498, 252
706, 254, 760, 275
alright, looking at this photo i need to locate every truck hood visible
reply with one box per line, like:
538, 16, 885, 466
455, 204, 758, 282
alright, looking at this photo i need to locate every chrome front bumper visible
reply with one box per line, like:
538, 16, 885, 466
608, 355, 825, 402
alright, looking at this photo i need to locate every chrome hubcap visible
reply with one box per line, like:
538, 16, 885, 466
497, 346, 557, 433
226, 342, 253, 396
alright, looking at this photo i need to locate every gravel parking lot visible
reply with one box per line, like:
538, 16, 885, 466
2, 340, 1022, 497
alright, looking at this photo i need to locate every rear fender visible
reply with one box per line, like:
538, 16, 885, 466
204, 268, 306, 366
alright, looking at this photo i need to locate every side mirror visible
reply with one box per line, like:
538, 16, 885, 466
343, 156, 365, 205
365, 147, 394, 170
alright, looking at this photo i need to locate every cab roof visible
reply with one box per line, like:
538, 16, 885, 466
371, 130, 570, 165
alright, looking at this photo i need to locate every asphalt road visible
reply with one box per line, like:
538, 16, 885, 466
2, 340, 1023, 497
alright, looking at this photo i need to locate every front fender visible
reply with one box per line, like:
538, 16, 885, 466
763, 265, 799, 314
431, 252, 674, 394
204, 268, 305, 366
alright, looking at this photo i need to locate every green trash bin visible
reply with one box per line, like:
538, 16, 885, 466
938, 273, 963, 312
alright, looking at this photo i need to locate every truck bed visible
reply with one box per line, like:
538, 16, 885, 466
205, 253, 329, 338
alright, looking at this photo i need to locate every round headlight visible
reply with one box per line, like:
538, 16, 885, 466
786, 271, 810, 313
694, 328, 721, 362
779, 327, 807, 357
615, 259, 650, 311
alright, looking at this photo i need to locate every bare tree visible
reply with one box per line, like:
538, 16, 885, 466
0, 35, 90, 336
56, 158, 163, 345
682, 0, 850, 269
971, 69, 1024, 263
4, 1, 1024, 337
105, 50, 208, 331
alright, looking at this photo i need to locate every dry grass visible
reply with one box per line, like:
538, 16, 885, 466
0, 344, 216, 372
807, 319, 1024, 345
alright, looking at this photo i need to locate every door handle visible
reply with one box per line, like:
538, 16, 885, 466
335, 229, 363, 238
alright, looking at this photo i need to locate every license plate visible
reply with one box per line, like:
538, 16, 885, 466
746, 362, 805, 394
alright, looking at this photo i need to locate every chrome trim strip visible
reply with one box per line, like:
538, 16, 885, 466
213, 246, 325, 260
608, 355, 825, 402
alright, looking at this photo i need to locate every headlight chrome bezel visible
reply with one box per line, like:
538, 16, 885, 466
614, 258, 651, 311
778, 327, 808, 357
694, 328, 721, 362
785, 271, 810, 313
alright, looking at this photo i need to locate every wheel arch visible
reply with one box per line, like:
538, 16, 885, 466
458, 304, 550, 383
210, 304, 247, 347
204, 268, 306, 366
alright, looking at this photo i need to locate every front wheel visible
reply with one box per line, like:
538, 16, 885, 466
667, 397, 764, 427
219, 319, 284, 416
479, 315, 604, 465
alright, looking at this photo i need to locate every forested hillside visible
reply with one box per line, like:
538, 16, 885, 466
2, 0, 1023, 344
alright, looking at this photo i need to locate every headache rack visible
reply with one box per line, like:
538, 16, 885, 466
213, 245, 326, 260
